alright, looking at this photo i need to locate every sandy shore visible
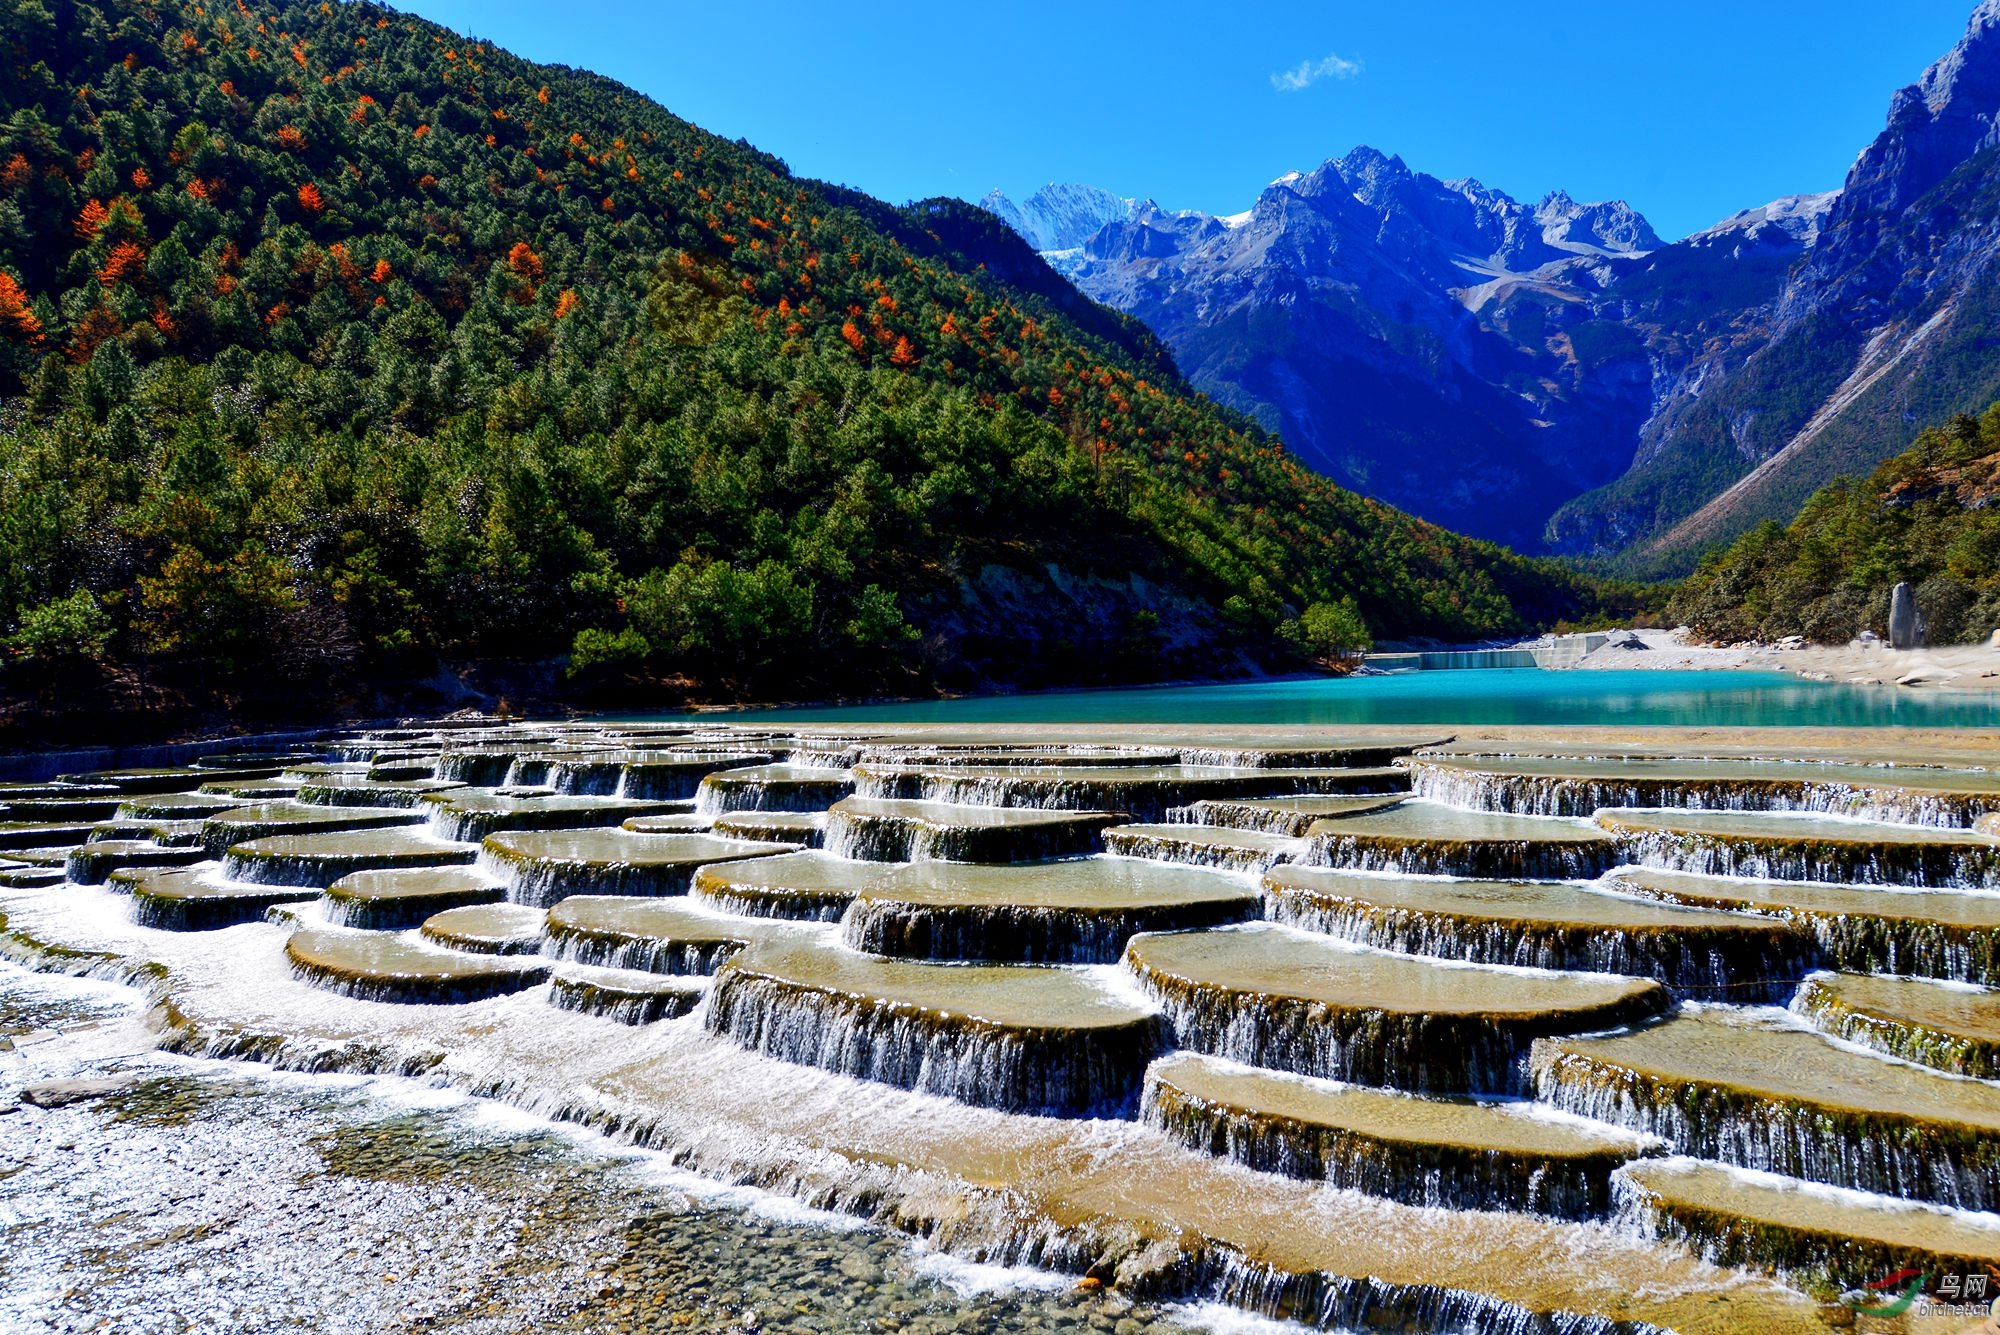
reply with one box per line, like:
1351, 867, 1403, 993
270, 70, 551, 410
1566, 627, 2000, 692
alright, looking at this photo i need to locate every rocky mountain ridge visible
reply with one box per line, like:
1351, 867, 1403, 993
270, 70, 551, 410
981, 1, 2000, 570
988, 150, 1740, 550
1595, 0, 2000, 573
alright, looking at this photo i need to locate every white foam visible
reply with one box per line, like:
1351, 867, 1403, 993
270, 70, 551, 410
909, 1249, 1071, 1296
1164, 1302, 1358, 1335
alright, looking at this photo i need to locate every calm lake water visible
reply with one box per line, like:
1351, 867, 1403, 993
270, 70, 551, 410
729, 668, 2000, 729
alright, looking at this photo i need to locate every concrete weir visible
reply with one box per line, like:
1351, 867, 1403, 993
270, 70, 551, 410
823, 797, 1122, 863
1597, 809, 2000, 888
18, 715, 2000, 1328
1532, 1006, 2000, 1210
1145, 1052, 1657, 1217
1262, 866, 1813, 1000
1410, 755, 2000, 826
1125, 923, 1669, 1093
690, 851, 899, 921
706, 938, 1165, 1115
1307, 804, 1619, 880
479, 829, 795, 907
287, 927, 551, 1004
841, 857, 1260, 963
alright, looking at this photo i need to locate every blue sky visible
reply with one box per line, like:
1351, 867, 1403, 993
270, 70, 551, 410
404, 1, 1978, 240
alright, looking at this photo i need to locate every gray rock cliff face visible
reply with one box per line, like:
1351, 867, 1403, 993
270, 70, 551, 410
1558, 0, 2000, 571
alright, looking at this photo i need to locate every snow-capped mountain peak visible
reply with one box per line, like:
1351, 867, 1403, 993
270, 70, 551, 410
976, 183, 1138, 254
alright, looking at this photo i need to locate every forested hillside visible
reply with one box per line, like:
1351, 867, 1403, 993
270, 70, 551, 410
0, 0, 1614, 736
1670, 403, 2000, 645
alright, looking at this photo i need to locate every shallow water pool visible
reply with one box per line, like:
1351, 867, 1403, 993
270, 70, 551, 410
719, 668, 2000, 729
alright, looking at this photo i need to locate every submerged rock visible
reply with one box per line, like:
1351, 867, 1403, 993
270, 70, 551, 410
691, 851, 899, 921
20, 1076, 140, 1109
197, 801, 423, 856
1307, 805, 1618, 880
323, 866, 507, 931
696, 764, 856, 815
853, 763, 1403, 825
1613, 866, 2000, 982
711, 809, 828, 848
65, 840, 209, 886
543, 896, 818, 973
419, 790, 686, 843
115, 866, 317, 931
1172, 793, 1408, 837
548, 965, 705, 1024
221, 827, 477, 889
1101, 823, 1304, 873
419, 903, 548, 955
1411, 755, 2000, 826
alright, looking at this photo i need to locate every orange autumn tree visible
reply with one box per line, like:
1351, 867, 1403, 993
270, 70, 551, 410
296, 182, 325, 213
0, 273, 43, 345
97, 240, 147, 286
506, 241, 543, 301
73, 199, 109, 239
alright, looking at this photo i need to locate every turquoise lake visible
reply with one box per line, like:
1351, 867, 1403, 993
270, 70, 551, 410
724, 668, 2000, 728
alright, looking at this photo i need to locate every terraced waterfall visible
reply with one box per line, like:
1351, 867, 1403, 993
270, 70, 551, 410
9, 723, 2000, 1331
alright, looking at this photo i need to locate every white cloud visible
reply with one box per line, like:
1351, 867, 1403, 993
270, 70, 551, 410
1270, 53, 1362, 92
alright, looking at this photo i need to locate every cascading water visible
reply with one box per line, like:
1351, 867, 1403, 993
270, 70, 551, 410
15, 714, 2000, 1329
704, 958, 1164, 1116
1409, 758, 2000, 828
